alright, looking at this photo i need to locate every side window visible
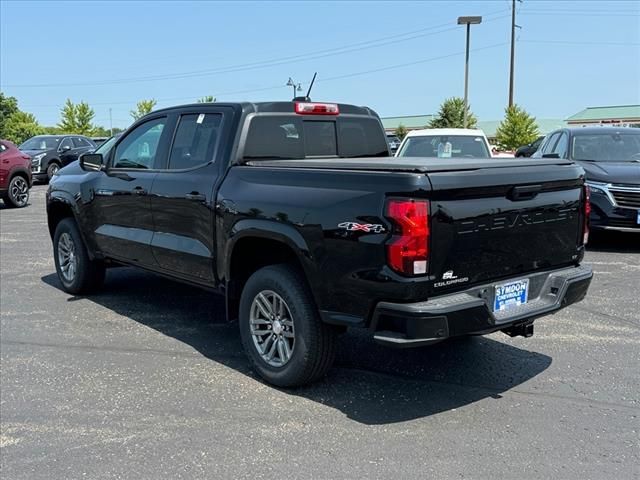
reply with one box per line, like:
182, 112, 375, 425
72, 137, 90, 148
168, 113, 222, 169
552, 133, 569, 158
0, 143, 6, 153
59, 138, 74, 151
541, 133, 559, 155
112, 118, 166, 169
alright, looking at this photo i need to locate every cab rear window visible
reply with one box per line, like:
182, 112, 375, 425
243, 116, 388, 160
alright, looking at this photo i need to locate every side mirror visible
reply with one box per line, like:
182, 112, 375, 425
80, 153, 104, 171
61, 145, 72, 152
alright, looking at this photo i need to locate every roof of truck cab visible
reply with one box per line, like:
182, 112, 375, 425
405, 128, 487, 138
150, 101, 378, 116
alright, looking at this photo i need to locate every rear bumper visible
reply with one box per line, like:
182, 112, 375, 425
371, 265, 593, 347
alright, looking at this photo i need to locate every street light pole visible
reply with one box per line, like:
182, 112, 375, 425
457, 16, 482, 128
286, 77, 302, 100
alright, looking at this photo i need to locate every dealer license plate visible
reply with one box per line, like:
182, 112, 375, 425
494, 279, 529, 312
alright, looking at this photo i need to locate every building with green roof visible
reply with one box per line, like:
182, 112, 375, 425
381, 115, 434, 131
565, 105, 640, 127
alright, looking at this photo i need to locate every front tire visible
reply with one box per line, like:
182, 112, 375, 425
239, 264, 337, 387
2, 175, 29, 208
53, 218, 105, 294
47, 162, 60, 181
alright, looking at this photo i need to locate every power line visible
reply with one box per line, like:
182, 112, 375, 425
317, 43, 508, 83
522, 40, 640, 46
521, 11, 640, 17
3, 11, 510, 89
20, 42, 508, 111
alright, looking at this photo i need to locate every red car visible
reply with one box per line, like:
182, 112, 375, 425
0, 140, 32, 208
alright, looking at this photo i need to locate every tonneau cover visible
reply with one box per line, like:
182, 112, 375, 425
246, 156, 575, 173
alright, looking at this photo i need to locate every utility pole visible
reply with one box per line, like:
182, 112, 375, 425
464, 23, 470, 128
508, 0, 521, 108
109, 108, 113, 136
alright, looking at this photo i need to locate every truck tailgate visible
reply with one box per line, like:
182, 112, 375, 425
427, 163, 586, 291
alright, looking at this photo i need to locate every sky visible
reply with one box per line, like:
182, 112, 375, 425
1, 0, 639, 129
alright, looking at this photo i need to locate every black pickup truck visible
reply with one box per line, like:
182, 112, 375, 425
46, 101, 593, 386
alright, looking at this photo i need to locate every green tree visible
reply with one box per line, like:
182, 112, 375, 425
91, 125, 111, 137
130, 99, 157, 121
495, 105, 539, 150
428, 97, 477, 129
4, 111, 44, 145
75, 102, 95, 135
394, 124, 408, 140
58, 99, 78, 133
197, 95, 216, 103
42, 126, 63, 135
0, 92, 19, 139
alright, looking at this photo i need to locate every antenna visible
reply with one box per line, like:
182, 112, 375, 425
305, 72, 317, 101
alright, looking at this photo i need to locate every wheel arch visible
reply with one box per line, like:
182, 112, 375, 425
224, 219, 320, 322
47, 193, 78, 239
9, 166, 31, 186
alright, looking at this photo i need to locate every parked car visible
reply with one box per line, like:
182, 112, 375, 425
490, 144, 514, 158
515, 136, 545, 157
0, 139, 32, 208
395, 128, 492, 158
91, 137, 110, 147
386, 134, 402, 153
47, 101, 592, 387
20, 135, 96, 182
533, 127, 640, 232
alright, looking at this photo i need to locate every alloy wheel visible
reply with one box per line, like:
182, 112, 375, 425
249, 290, 295, 367
9, 177, 29, 207
57, 232, 78, 283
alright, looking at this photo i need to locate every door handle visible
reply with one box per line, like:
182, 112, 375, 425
508, 184, 541, 201
185, 192, 206, 201
132, 186, 147, 195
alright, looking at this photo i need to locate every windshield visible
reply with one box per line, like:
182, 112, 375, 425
19, 136, 61, 150
572, 130, 640, 162
397, 135, 490, 158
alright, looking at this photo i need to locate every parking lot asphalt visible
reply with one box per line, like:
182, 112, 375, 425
1, 185, 638, 479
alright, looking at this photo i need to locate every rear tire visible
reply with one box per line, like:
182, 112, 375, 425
2, 175, 29, 208
53, 218, 105, 294
239, 264, 337, 387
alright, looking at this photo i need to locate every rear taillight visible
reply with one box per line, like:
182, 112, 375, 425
583, 185, 591, 245
385, 198, 429, 276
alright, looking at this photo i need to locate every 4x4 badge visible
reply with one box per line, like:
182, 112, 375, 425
338, 222, 385, 234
